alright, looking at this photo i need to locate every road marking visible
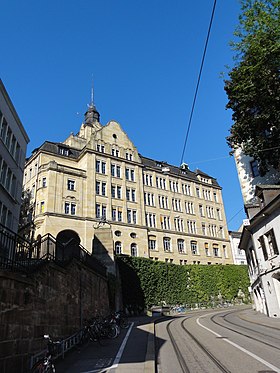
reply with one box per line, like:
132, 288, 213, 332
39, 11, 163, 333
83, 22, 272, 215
81, 322, 134, 373
196, 316, 280, 373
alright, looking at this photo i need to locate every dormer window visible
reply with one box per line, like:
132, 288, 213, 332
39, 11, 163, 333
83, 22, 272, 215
58, 147, 69, 156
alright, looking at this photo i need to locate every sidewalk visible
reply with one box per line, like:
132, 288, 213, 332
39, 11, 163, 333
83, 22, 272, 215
55, 316, 155, 373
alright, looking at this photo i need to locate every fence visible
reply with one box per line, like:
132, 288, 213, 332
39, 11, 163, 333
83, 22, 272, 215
0, 223, 107, 277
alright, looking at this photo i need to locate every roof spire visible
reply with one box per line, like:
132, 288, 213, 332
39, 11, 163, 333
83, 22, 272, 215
84, 76, 100, 126
90, 75, 94, 107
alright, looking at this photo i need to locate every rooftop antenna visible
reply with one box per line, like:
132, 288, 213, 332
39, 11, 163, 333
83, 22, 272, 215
90, 74, 94, 107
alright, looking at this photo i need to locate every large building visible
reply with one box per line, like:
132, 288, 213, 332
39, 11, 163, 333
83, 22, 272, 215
23, 98, 233, 265
0, 80, 29, 239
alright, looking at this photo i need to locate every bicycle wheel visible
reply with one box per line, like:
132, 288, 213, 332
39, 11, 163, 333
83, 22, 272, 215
107, 324, 119, 339
120, 318, 129, 329
30, 359, 45, 373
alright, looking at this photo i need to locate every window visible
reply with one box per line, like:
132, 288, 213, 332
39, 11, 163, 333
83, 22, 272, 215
101, 182, 106, 196
148, 238, 156, 250
126, 188, 136, 201
196, 187, 201, 198
217, 208, 222, 220
159, 195, 168, 209
40, 201, 45, 213
177, 239, 185, 253
163, 237, 171, 252
213, 192, 218, 202
96, 144, 105, 153
213, 245, 219, 257
58, 147, 69, 156
146, 213, 156, 228
115, 241, 122, 255
96, 160, 106, 174
67, 179, 75, 190
205, 243, 210, 256
65, 202, 76, 215
144, 173, 153, 186
250, 159, 260, 177
161, 216, 170, 230
125, 168, 135, 181
182, 184, 192, 196
172, 198, 181, 212
265, 229, 279, 256
144, 192, 155, 206
111, 164, 121, 178
117, 186, 121, 199
42, 177, 47, 188
117, 209, 122, 222
131, 244, 137, 257
127, 209, 132, 223
199, 205, 204, 217
115, 230, 121, 237
156, 177, 166, 190
191, 241, 198, 255
112, 208, 117, 221
174, 217, 184, 232
96, 181, 100, 195
125, 152, 133, 161
187, 220, 197, 234
102, 205, 106, 219
202, 223, 206, 235
96, 203, 101, 219
185, 201, 194, 214
223, 245, 228, 258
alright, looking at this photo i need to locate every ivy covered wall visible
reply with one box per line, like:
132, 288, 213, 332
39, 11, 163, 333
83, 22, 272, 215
116, 256, 250, 310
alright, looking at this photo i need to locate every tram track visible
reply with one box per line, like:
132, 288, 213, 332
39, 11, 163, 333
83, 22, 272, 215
159, 317, 231, 373
210, 310, 280, 351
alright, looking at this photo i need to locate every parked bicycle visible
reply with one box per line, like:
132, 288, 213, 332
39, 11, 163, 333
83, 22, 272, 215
30, 335, 61, 373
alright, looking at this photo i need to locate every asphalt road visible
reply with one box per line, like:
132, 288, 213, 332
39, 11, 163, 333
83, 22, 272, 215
155, 306, 280, 373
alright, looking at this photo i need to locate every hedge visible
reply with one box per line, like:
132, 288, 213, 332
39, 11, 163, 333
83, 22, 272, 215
116, 256, 250, 310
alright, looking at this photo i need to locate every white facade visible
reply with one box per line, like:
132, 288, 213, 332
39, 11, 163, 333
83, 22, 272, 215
233, 148, 280, 204
228, 230, 247, 265
239, 186, 280, 318
0, 80, 29, 237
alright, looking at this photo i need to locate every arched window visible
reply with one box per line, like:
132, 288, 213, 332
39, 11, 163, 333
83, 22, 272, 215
131, 243, 137, 257
115, 241, 122, 255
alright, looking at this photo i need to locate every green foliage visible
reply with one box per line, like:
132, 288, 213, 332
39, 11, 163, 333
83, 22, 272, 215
225, 0, 280, 174
116, 256, 250, 309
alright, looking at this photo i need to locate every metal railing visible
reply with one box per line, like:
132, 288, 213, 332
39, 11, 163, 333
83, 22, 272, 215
0, 224, 107, 276
29, 331, 82, 369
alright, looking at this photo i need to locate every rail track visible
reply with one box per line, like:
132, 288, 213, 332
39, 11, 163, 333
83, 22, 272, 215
210, 309, 280, 351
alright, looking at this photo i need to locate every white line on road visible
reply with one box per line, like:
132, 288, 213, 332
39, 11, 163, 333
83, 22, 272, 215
196, 316, 280, 373
81, 322, 134, 373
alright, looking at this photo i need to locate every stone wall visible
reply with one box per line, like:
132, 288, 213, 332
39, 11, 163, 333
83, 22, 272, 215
0, 259, 110, 373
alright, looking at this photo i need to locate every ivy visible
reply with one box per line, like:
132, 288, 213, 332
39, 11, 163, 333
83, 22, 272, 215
116, 256, 250, 309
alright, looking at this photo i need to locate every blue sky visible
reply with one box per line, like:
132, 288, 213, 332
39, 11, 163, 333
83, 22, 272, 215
1, 0, 246, 230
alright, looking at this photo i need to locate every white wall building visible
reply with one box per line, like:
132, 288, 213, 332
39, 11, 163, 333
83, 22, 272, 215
228, 229, 247, 265
233, 147, 280, 204
239, 186, 280, 318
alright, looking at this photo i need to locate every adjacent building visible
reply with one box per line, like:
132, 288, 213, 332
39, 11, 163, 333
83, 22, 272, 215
23, 98, 233, 265
239, 185, 280, 317
233, 147, 280, 204
228, 229, 247, 265
0, 79, 29, 241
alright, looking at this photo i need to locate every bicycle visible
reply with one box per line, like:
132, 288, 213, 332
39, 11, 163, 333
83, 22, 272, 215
30, 334, 61, 373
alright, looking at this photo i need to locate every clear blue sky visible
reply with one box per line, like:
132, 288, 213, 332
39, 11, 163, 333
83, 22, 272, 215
1, 0, 246, 230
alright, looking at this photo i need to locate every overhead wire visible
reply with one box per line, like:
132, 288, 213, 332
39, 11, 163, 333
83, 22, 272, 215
180, 0, 217, 166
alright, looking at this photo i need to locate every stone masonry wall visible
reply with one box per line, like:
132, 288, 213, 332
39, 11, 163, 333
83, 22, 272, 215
0, 259, 110, 373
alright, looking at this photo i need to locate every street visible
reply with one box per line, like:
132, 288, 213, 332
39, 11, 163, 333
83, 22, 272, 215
155, 306, 280, 373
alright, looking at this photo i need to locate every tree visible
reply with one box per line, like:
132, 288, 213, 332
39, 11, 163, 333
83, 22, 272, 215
225, 0, 280, 175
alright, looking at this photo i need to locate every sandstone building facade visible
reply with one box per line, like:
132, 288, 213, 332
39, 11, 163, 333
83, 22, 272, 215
23, 100, 233, 265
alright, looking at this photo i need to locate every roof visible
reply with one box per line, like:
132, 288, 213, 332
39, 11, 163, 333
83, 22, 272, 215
140, 155, 220, 187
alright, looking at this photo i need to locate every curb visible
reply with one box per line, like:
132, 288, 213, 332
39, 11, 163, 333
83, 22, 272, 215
144, 321, 155, 372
